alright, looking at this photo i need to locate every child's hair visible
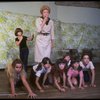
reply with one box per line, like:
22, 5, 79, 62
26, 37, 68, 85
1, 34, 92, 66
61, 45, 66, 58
6, 58, 24, 79
15, 28, 23, 36
36, 57, 52, 71
63, 52, 71, 60
55, 58, 66, 71
81, 53, 90, 60
51, 58, 66, 78
71, 59, 82, 71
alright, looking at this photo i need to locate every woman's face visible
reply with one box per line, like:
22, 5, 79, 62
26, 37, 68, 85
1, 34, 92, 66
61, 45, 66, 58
15, 63, 22, 73
83, 55, 90, 64
59, 63, 65, 70
73, 62, 79, 69
64, 56, 70, 61
42, 9, 49, 18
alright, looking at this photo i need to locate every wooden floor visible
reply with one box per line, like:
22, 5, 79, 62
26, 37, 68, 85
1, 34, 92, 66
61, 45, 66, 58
0, 63, 100, 99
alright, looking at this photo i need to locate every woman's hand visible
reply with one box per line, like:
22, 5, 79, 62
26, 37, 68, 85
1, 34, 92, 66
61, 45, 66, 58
10, 93, 17, 98
44, 16, 48, 22
28, 92, 37, 99
51, 40, 54, 48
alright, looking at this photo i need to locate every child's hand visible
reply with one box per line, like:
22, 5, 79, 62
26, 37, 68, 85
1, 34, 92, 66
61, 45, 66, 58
28, 93, 37, 99
18, 36, 23, 41
32, 34, 34, 40
32, 34, 34, 38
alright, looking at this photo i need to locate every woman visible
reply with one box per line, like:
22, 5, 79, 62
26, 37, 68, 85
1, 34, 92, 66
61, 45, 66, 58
15, 28, 34, 72
6, 59, 37, 98
34, 5, 55, 63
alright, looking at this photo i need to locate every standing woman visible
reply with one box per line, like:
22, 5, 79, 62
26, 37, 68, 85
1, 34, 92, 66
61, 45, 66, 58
15, 28, 34, 72
35, 5, 55, 63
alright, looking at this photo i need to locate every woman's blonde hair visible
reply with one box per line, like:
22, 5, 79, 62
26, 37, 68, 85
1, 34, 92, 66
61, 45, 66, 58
6, 59, 24, 79
40, 5, 51, 14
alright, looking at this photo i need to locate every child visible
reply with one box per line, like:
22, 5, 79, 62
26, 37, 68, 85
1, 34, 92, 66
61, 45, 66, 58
6, 59, 37, 98
63, 53, 72, 70
67, 60, 84, 89
51, 58, 68, 92
29, 57, 52, 92
80, 53, 96, 87
15, 28, 34, 72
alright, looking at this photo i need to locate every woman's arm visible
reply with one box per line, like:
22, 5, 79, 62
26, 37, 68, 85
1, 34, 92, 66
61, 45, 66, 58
68, 76, 75, 89
51, 21, 54, 48
35, 76, 44, 92
67, 68, 75, 89
42, 72, 48, 87
36, 17, 48, 33
62, 72, 67, 89
9, 78, 16, 97
90, 69, 96, 87
54, 76, 65, 92
79, 71, 84, 89
40, 17, 48, 30
21, 75, 37, 98
51, 39, 54, 48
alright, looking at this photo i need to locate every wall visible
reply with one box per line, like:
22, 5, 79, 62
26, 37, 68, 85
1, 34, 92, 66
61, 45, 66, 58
0, 1, 57, 20
56, 5, 100, 25
54, 5, 100, 62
